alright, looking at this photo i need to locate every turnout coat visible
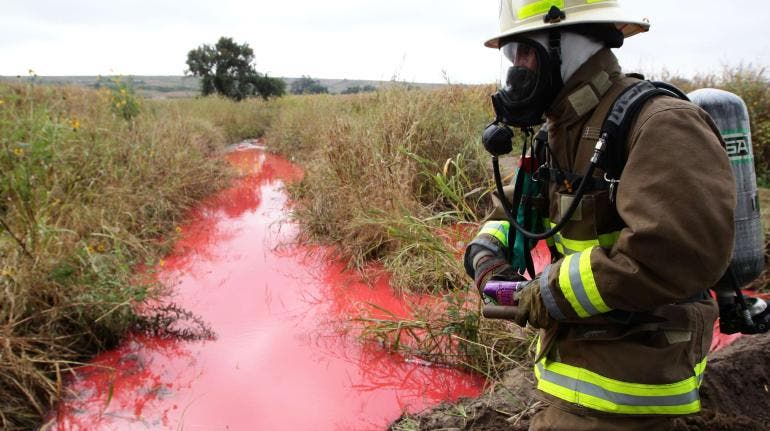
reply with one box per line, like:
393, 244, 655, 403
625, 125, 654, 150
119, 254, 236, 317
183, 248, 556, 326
482, 48, 736, 416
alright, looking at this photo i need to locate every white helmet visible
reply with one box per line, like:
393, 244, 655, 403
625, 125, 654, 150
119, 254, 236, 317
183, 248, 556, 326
486, 0, 649, 49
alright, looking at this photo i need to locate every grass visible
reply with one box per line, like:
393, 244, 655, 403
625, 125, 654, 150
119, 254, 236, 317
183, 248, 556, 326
267, 85, 495, 283
265, 84, 539, 377
0, 81, 268, 429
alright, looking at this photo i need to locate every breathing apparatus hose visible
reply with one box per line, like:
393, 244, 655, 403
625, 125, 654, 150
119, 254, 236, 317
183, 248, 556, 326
493, 133, 608, 241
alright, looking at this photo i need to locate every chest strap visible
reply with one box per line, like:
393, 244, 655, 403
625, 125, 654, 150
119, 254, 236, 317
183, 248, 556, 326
539, 167, 612, 193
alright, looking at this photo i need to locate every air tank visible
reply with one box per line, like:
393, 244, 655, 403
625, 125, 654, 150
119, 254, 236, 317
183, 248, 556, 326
689, 89, 764, 289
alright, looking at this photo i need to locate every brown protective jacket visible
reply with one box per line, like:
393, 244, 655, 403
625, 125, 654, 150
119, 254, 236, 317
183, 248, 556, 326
487, 49, 736, 417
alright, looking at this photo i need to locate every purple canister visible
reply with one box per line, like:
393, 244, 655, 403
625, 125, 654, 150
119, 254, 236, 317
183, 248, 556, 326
482, 280, 522, 306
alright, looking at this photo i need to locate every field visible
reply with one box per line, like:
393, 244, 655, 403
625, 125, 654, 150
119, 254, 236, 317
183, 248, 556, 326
0, 75, 445, 99
1, 65, 768, 429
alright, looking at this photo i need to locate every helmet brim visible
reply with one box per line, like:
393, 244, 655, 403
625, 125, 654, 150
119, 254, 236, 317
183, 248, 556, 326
485, 7, 650, 49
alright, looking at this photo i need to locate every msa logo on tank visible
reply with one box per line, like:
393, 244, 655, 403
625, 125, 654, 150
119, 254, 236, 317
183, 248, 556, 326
724, 131, 752, 162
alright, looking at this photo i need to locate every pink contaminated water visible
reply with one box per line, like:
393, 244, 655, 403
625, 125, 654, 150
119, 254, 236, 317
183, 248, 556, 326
50, 147, 483, 430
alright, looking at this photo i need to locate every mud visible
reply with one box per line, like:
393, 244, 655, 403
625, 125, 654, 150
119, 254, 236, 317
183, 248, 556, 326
392, 332, 770, 431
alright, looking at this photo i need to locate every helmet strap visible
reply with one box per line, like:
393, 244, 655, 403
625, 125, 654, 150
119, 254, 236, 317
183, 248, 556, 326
548, 30, 565, 94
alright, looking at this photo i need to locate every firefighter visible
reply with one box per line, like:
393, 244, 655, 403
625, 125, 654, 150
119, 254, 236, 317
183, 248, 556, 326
464, 1, 736, 429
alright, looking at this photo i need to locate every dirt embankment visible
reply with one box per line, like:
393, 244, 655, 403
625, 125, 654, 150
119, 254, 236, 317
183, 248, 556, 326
391, 333, 770, 431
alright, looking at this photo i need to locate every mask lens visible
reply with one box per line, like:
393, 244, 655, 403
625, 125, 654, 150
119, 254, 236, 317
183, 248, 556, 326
499, 41, 541, 103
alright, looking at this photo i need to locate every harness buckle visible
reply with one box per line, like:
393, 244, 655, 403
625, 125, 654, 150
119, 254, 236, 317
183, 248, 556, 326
604, 173, 621, 203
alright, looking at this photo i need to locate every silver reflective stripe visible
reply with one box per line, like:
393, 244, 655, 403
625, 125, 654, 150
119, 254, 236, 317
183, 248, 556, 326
536, 363, 701, 407
539, 265, 567, 320
568, 251, 601, 316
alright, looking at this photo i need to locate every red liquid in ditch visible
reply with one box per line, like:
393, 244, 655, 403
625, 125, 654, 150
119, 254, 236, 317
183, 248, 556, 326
51, 147, 483, 430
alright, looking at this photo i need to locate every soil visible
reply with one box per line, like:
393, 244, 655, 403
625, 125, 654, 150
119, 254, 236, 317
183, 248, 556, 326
391, 332, 770, 431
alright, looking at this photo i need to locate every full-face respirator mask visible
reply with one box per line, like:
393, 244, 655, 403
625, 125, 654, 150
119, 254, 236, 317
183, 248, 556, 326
483, 31, 564, 158
490, 34, 563, 129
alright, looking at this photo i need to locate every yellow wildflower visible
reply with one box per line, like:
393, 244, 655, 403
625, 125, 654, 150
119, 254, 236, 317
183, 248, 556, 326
0, 99, 5, 106
96, 243, 106, 253
175, 226, 183, 234
159, 259, 166, 267
120, 88, 127, 95
70, 118, 81, 131
13, 147, 24, 156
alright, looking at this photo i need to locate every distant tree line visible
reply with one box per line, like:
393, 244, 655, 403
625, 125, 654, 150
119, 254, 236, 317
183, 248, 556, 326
290, 76, 329, 95
341, 85, 377, 94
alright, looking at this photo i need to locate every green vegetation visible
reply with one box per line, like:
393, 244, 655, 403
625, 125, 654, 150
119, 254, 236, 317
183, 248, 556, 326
186, 37, 286, 100
289, 76, 330, 95
0, 81, 271, 429
341, 84, 377, 94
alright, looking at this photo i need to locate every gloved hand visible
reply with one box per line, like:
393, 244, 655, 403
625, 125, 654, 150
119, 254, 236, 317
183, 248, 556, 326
481, 279, 552, 329
512, 280, 552, 329
473, 255, 524, 293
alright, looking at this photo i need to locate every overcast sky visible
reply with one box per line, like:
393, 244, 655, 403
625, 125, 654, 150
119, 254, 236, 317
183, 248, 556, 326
2, 1, 767, 83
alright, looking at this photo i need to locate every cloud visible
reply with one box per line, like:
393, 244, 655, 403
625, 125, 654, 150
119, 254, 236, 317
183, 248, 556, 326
1, 0, 766, 82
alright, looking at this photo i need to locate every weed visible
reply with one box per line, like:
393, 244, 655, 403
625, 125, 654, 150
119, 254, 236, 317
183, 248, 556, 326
0, 83, 243, 429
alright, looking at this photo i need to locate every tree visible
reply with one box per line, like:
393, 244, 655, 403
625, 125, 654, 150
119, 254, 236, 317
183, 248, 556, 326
341, 85, 377, 95
290, 76, 329, 95
186, 37, 285, 100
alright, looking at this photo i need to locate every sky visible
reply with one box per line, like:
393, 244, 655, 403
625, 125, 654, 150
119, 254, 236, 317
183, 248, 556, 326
1, 0, 768, 84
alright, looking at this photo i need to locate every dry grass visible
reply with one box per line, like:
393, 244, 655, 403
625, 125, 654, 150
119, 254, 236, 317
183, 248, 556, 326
267, 85, 496, 288
0, 82, 265, 429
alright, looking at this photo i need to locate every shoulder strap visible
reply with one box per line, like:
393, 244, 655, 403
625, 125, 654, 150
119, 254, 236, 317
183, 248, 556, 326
601, 81, 689, 182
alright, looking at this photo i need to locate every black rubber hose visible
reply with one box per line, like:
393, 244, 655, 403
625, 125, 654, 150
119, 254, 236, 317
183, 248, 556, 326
493, 156, 597, 240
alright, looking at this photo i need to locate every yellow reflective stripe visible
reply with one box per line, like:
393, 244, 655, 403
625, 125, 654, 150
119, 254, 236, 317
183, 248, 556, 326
578, 247, 611, 314
535, 357, 708, 415
695, 358, 707, 387
548, 222, 621, 255
558, 248, 610, 317
598, 230, 621, 248
558, 253, 590, 317
478, 221, 510, 248
518, 0, 565, 20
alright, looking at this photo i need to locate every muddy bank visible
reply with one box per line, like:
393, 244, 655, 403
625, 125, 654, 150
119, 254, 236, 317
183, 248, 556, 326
391, 332, 770, 431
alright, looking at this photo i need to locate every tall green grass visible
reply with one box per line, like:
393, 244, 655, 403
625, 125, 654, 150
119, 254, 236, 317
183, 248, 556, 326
0, 82, 265, 429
